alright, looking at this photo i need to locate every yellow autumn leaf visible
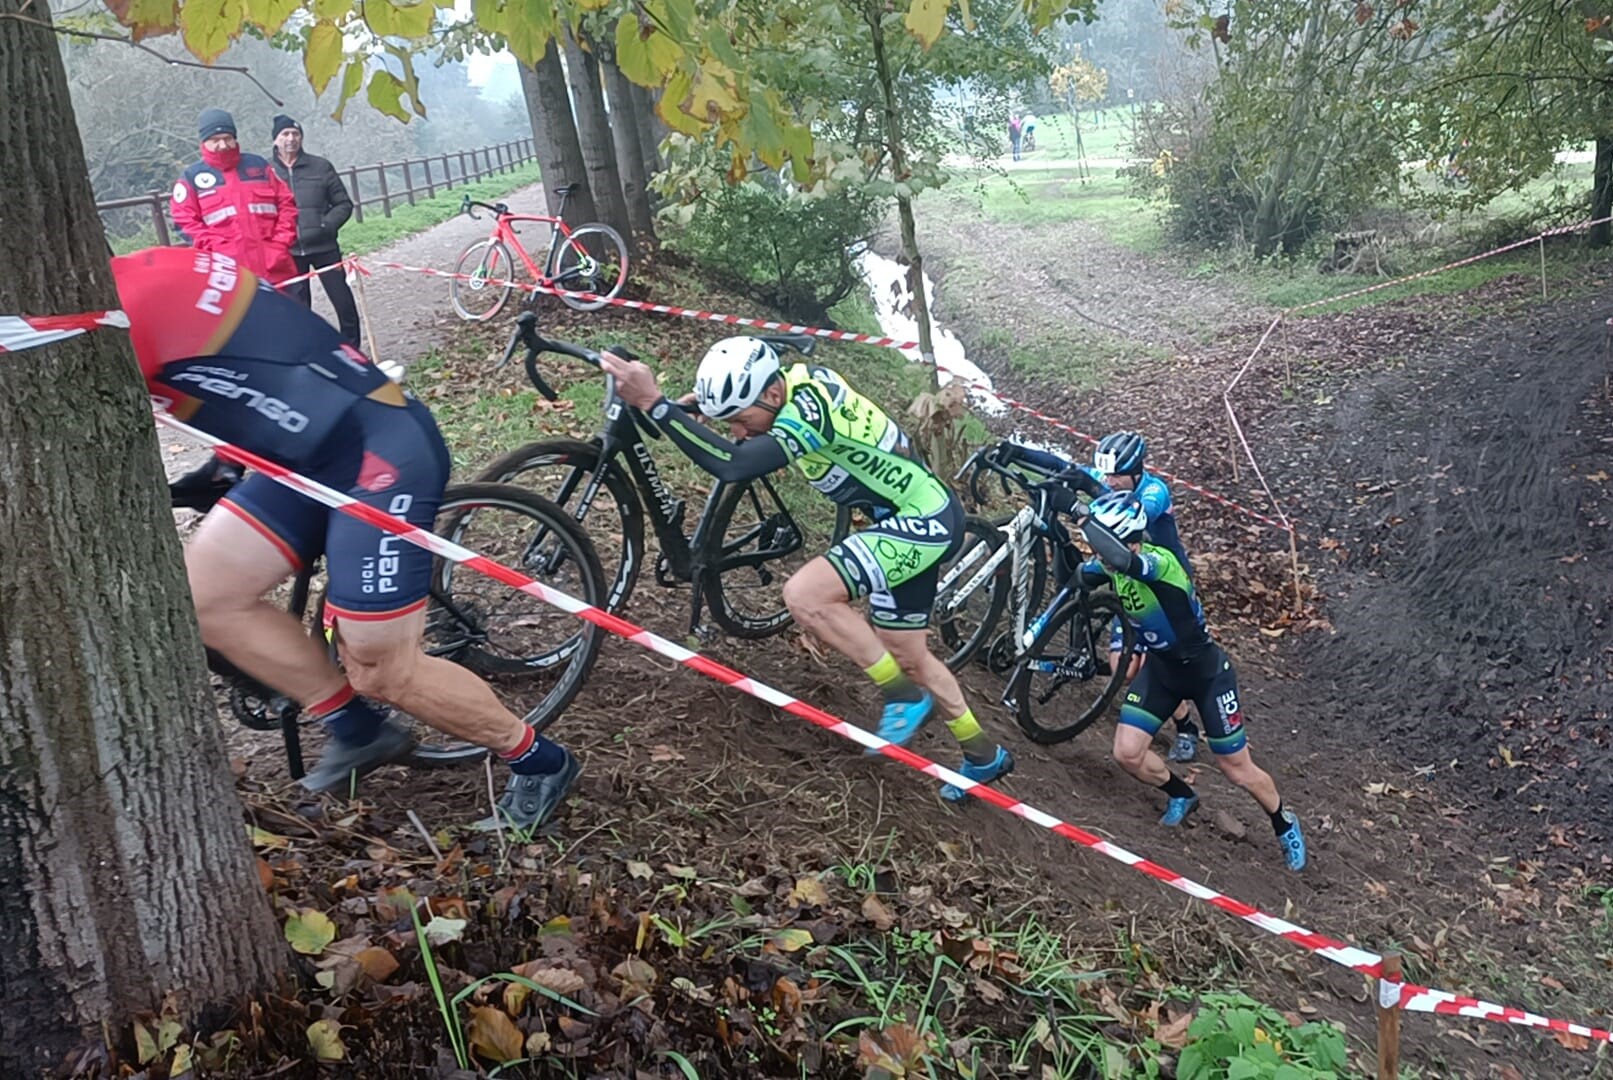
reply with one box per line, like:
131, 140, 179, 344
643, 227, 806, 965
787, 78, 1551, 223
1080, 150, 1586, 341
304, 22, 344, 97
904, 0, 949, 49
106, 0, 179, 40
772, 928, 814, 952
306, 1019, 346, 1061
467, 1006, 524, 1063
367, 69, 411, 123
284, 908, 337, 955
242, 0, 298, 34
179, 0, 244, 64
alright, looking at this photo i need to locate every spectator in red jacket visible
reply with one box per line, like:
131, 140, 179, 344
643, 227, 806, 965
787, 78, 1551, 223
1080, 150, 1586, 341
170, 109, 297, 284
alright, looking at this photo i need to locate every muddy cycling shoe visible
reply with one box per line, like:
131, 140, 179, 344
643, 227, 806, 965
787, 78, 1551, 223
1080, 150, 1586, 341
299, 719, 415, 794
1277, 813, 1308, 872
940, 746, 1016, 803
1166, 732, 1199, 764
1159, 794, 1200, 827
868, 691, 934, 754
474, 750, 582, 833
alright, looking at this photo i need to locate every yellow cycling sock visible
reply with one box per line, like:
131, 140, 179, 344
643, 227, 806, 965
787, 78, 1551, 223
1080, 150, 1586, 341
947, 709, 996, 764
864, 652, 923, 703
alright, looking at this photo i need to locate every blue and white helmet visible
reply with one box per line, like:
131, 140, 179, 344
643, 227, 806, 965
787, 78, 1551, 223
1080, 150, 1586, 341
1093, 431, 1147, 477
694, 336, 781, 419
1089, 490, 1149, 543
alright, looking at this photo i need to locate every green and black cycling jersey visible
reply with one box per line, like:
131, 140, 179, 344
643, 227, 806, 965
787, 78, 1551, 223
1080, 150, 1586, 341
649, 363, 951, 518
1080, 543, 1209, 655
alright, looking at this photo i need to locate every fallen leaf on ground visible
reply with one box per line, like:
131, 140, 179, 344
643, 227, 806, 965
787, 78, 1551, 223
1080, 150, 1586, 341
790, 875, 829, 907
862, 893, 896, 930
305, 1019, 345, 1062
284, 909, 336, 955
468, 1006, 524, 1063
1156, 1009, 1193, 1049
355, 947, 399, 983
512, 962, 588, 997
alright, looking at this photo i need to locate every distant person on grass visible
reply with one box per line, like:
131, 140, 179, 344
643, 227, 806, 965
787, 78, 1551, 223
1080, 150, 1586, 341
1008, 113, 1023, 161
1021, 113, 1038, 153
269, 114, 363, 348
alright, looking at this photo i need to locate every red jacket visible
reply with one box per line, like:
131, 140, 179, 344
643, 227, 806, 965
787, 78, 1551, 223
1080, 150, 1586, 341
170, 144, 298, 284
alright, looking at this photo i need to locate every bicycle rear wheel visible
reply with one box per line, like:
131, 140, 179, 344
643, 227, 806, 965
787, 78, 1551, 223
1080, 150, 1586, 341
1006, 591, 1133, 745
934, 515, 1009, 670
550, 224, 628, 311
449, 239, 515, 322
407, 483, 607, 766
703, 474, 851, 639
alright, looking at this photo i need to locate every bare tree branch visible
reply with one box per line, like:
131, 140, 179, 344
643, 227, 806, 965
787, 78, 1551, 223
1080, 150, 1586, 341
0, 11, 285, 105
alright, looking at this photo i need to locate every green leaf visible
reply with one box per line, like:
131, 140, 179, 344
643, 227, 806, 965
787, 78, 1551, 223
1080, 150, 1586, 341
168, 1043, 195, 1077
771, 928, 814, 952
304, 22, 344, 96
365, 0, 436, 39
614, 11, 681, 83
704, 22, 741, 69
493, 0, 557, 66
243, 0, 298, 33
904, 0, 948, 49
1226, 1058, 1261, 1080
312, 0, 349, 16
179, 0, 244, 63
134, 1022, 160, 1066
386, 43, 427, 117
306, 1019, 346, 1061
657, 68, 703, 136
367, 69, 411, 122
332, 60, 366, 120
284, 908, 337, 955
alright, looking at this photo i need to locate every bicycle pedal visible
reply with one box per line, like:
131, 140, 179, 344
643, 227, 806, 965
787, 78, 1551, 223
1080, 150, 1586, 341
689, 624, 720, 646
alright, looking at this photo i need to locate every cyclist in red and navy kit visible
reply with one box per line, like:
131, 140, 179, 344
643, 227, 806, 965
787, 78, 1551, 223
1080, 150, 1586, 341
111, 246, 578, 827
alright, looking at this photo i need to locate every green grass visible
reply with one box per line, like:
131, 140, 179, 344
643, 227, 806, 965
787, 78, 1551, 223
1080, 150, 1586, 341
1027, 109, 1135, 162
960, 170, 1162, 252
341, 163, 543, 256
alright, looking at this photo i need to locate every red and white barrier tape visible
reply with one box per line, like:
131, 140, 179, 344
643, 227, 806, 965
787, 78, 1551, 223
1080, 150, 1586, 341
152, 407, 1611, 1047
0, 310, 129, 354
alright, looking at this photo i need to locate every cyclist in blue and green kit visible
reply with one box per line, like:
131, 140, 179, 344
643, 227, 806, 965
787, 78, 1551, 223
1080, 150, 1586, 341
600, 337, 1013, 802
1078, 490, 1306, 870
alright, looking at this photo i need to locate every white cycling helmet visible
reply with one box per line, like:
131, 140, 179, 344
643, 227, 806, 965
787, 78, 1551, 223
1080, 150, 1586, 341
694, 336, 781, 420
1089, 490, 1149, 543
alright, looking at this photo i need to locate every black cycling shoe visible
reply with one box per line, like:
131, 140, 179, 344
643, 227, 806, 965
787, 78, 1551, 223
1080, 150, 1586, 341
474, 750, 582, 833
298, 720, 415, 794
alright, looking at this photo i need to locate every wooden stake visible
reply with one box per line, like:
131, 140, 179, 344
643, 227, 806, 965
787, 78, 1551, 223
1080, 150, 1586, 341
1539, 235, 1548, 300
351, 261, 377, 364
1228, 417, 1241, 483
1376, 952, 1403, 1080
1287, 526, 1303, 614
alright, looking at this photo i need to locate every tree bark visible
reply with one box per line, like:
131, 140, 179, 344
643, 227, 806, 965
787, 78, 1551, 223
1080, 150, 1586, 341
1591, 134, 1612, 249
867, 3, 941, 393
518, 43, 599, 228
559, 27, 632, 249
0, 1, 286, 1071
632, 81, 667, 173
597, 48, 657, 244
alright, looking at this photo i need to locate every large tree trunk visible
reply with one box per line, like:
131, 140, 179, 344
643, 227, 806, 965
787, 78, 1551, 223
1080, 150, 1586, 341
518, 44, 598, 228
598, 49, 657, 245
0, 2, 287, 1072
631, 81, 666, 175
559, 27, 632, 249
1590, 133, 1612, 249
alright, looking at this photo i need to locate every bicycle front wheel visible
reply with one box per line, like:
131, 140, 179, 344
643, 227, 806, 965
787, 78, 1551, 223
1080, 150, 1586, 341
1007, 591, 1133, 745
407, 483, 607, 767
550, 224, 628, 311
703, 475, 851, 640
449, 239, 515, 322
475, 438, 644, 615
935, 515, 1009, 670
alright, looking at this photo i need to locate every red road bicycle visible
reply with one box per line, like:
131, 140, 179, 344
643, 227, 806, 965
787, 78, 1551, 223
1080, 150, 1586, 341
450, 184, 629, 320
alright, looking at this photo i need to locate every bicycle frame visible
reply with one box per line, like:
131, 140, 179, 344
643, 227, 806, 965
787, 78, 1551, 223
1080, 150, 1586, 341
484, 211, 592, 290
937, 504, 1073, 665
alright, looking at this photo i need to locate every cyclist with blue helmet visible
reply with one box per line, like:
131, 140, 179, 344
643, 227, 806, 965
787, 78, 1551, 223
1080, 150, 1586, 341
1084, 432, 1203, 764
1077, 491, 1306, 871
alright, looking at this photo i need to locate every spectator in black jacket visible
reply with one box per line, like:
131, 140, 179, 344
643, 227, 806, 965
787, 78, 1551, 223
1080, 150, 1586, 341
269, 114, 362, 347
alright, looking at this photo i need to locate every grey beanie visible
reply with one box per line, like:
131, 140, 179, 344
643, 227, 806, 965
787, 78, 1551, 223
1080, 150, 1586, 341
198, 108, 237, 141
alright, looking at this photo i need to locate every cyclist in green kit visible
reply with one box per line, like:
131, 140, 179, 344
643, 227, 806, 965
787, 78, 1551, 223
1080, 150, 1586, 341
599, 337, 1013, 801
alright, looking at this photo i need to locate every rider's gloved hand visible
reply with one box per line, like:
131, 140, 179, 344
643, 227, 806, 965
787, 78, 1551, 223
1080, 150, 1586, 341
1033, 480, 1079, 518
603, 343, 641, 362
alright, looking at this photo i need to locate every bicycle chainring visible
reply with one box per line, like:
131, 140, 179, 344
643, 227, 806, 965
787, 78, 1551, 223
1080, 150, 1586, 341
986, 633, 1018, 674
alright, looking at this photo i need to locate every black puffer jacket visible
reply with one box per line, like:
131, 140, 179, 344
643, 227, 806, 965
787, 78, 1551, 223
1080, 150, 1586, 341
268, 151, 353, 257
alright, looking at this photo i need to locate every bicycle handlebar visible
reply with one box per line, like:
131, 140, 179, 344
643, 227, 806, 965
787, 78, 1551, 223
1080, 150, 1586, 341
461, 195, 511, 220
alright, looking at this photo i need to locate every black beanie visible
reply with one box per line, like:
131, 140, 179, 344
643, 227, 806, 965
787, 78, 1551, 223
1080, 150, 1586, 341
272, 114, 302, 139
198, 108, 236, 141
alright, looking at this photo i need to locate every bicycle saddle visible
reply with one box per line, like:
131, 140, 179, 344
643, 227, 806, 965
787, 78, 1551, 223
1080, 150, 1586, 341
555, 182, 581, 197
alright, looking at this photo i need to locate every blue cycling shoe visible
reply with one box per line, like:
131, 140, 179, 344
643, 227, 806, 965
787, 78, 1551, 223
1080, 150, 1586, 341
868, 691, 934, 753
1277, 812, 1307, 871
1159, 794, 1200, 827
940, 746, 1016, 802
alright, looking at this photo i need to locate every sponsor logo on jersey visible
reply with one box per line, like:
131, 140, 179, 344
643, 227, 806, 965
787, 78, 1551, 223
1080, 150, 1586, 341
193, 253, 241, 316
168, 371, 310, 432
827, 445, 913, 494
882, 516, 949, 538
356, 451, 398, 492
362, 494, 414, 595
1215, 688, 1242, 729
791, 388, 822, 424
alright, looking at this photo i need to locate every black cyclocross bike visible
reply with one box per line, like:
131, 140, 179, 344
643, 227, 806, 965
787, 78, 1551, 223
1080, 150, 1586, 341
169, 464, 606, 778
476, 312, 850, 641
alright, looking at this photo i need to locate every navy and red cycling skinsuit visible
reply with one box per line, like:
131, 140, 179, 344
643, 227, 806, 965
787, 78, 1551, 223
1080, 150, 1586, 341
110, 246, 448, 622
